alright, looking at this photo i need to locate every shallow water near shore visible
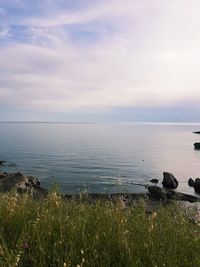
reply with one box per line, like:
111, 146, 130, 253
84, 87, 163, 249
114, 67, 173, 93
0, 122, 200, 195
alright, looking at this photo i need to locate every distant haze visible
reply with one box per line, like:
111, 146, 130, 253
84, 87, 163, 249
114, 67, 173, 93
0, 0, 200, 122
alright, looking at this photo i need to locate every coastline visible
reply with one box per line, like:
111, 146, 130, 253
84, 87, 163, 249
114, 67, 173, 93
0, 170, 200, 206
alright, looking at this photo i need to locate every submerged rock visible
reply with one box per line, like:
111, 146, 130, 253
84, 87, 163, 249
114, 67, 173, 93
162, 172, 178, 189
194, 143, 200, 150
0, 171, 47, 198
188, 178, 195, 187
150, 179, 159, 184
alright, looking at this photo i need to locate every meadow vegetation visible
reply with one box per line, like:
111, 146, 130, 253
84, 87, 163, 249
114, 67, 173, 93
0, 191, 199, 267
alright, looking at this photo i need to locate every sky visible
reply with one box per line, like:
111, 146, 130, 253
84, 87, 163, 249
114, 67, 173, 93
0, 0, 200, 122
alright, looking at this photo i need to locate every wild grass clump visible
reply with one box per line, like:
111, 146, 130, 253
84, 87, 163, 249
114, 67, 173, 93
0, 192, 199, 267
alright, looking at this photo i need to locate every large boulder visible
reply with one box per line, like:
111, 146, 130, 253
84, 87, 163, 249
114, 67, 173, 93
0, 172, 47, 198
162, 172, 178, 189
194, 143, 200, 150
194, 178, 200, 194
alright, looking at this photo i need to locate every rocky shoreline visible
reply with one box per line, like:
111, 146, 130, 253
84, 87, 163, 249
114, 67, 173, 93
0, 169, 199, 204
0, 171, 48, 198
1, 169, 200, 222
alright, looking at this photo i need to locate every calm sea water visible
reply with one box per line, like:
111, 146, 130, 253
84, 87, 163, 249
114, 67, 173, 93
0, 122, 200, 195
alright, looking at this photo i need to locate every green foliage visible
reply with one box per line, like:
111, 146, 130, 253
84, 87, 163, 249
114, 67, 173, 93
0, 192, 199, 267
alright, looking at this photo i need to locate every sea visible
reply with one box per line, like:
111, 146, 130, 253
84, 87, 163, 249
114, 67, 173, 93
0, 122, 200, 195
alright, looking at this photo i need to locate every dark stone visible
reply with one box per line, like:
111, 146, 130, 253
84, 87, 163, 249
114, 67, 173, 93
188, 178, 195, 187
150, 179, 159, 184
162, 172, 178, 189
0, 173, 7, 179
193, 131, 200, 134
0, 161, 6, 165
148, 185, 200, 203
194, 143, 200, 150
0, 172, 47, 198
177, 192, 200, 203
194, 178, 200, 194
28, 176, 40, 187
148, 186, 167, 200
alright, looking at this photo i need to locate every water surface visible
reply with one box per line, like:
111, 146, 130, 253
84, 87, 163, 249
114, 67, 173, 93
0, 122, 200, 195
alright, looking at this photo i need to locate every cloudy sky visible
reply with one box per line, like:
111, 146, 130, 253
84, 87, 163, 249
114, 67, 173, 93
0, 0, 200, 122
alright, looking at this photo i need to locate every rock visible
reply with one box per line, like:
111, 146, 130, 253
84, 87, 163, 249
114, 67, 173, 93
194, 143, 200, 150
177, 192, 200, 203
162, 172, 178, 189
194, 178, 200, 194
0, 161, 6, 165
150, 179, 159, 184
147, 186, 167, 200
27, 176, 40, 187
0, 172, 47, 198
0, 173, 7, 179
148, 185, 200, 203
188, 178, 195, 187
193, 131, 200, 134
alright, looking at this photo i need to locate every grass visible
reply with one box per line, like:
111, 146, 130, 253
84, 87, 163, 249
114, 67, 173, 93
0, 191, 199, 267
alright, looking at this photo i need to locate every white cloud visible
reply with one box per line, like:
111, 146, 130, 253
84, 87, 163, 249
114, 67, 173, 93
1, 0, 200, 116
19, 0, 153, 27
0, 28, 9, 38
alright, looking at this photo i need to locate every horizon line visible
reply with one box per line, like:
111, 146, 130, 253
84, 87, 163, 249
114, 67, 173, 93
0, 121, 200, 125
